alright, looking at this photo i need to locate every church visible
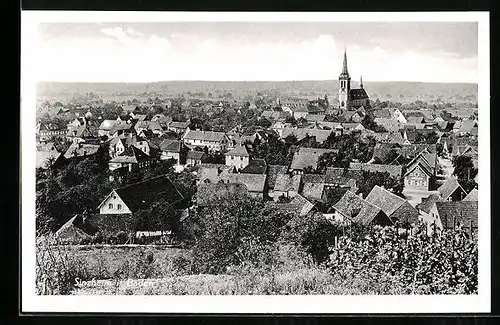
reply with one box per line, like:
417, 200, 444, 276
338, 48, 370, 111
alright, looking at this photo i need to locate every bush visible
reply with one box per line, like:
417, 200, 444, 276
328, 225, 478, 294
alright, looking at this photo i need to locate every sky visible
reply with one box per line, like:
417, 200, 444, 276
36, 21, 478, 83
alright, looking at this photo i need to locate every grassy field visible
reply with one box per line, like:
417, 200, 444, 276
35, 240, 425, 295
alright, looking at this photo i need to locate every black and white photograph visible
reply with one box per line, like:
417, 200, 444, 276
21, 11, 490, 313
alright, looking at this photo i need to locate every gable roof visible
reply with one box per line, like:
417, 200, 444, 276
269, 194, 316, 216
110, 145, 150, 164
417, 193, 442, 214
187, 150, 206, 161
274, 173, 302, 192
349, 162, 403, 178
159, 139, 181, 153
221, 173, 267, 193
333, 190, 388, 226
349, 88, 369, 99
225, 144, 249, 157
281, 128, 334, 143
267, 165, 289, 188
325, 167, 364, 186
63, 142, 100, 159
290, 147, 338, 170
240, 159, 267, 174
463, 188, 478, 201
196, 183, 249, 206
437, 177, 465, 200
301, 174, 327, 201
183, 130, 227, 142
365, 185, 406, 217
373, 109, 391, 118
99, 175, 184, 212
435, 201, 478, 228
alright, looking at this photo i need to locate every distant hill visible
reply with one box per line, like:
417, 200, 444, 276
36, 80, 478, 105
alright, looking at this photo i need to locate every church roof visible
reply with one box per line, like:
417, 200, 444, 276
349, 88, 369, 100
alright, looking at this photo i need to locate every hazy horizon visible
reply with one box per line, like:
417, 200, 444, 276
37, 22, 478, 84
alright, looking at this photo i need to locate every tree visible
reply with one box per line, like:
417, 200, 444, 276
281, 213, 340, 264
452, 156, 478, 192
357, 171, 404, 198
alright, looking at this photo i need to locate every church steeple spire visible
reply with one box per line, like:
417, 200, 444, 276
360, 75, 363, 89
341, 46, 349, 75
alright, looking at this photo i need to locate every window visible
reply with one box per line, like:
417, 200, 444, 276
240, 157, 243, 161
117, 204, 122, 210
108, 203, 113, 209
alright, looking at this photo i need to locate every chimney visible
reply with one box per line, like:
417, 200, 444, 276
358, 192, 363, 199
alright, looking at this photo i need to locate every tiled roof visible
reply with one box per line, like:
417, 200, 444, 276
435, 201, 478, 228
290, 147, 338, 170
333, 190, 389, 226
365, 185, 406, 217
221, 173, 267, 193
98, 175, 184, 213
437, 177, 465, 200
349, 88, 369, 99
325, 167, 363, 186
225, 145, 249, 157
267, 165, 289, 188
416, 193, 442, 214
301, 181, 325, 201
196, 183, 249, 206
274, 173, 302, 192
463, 189, 478, 201
63, 142, 101, 159
349, 162, 403, 178
407, 116, 424, 124
36, 151, 60, 169
269, 194, 315, 216
135, 120, 162, 131
159, 139, 181, 153
109, 146, 149, 164
305, 114, 326, 122
169, 121, 190, 129
281, 128, 334, 143
183, 130, 227, 142
373, 109, 391, 118
240, 159, 267, 174
186, 150, 206, 160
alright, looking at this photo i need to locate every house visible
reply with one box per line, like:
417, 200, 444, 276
272, 173, 302, 201
463, 188, 478, 201
374, 118, 401, 133
36, 149, 61, 169
341, 122, 365, 133
97, 175, 184, 215
324, 167, 363, 191
268, 194, 316, 217
183, 130, 229, 152
416, 193, 442, 218
349, 162, 403, 179
197, 163, 235, 184
261, 110, 291, 120
196, 183, 249, 207
98, 120, 130, 137
453, 119, 477, 135
240, 159, 267, 174
186, 150, 206, 167
124, 134, 150, 156
108, 146, 152, 172
392, 109, 408, 124
373, 109, 391, 118
290, 147, 339, 173
108, 137, 126, 158
53, 142, 101, 168
305, 114, 326, 122
403, 150, 437, 191
159, 139, 182, 164
332, 190, 393, 226
426, 201, 478, 237
225, 145, 250, 170
280, 128, 334, 144
282, 103, 310, 119
36, 122, 67, 141
151, 114, 173, 127
437, 176, 467, 201
220, 173, 267, 199
365, 185, 420, 226
168, 120, 190, 134
406, 116, 425, 124
134, 120, 163, 136
301, 174, 327, 202
267, 165, 289, 191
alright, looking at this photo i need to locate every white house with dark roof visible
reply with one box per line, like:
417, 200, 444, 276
437, 176, 467, 201
365, 185, 419, 226
225, 144, 250, 170
182, 130, 229, 152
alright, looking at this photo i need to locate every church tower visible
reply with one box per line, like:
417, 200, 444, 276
338, 47, 351, 110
